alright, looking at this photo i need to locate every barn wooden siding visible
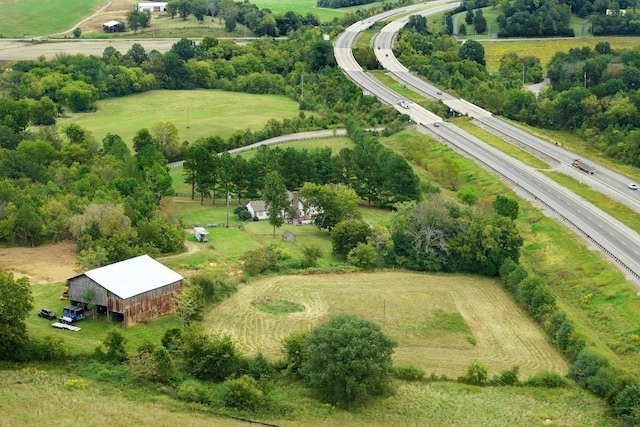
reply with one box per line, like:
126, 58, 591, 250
68, 275, 181, 326
119, 282, 181, 326
68, 275, 108, 305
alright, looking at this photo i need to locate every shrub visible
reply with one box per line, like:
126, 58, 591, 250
457, 186, 478, 205
504, 265, 528, 294
393, 365, 425, 381
161, 328, 183, 352
220, 375, 265, 410
301, 244, 323, 268
95, 328, 128, 363
242, 245, 279, 275
458, 362, 488, 386
491, 366, 520, 386
281, 330, 310, 377
176, 379, 212, 404
234, 206, 252, 221
524, 371, 567, 388
183, 326, 243, 381
612, 383, 640, 425
347, 242, 378, 270
586, 366, 619, 399
331, 219, 372, 258
568, 350, 610, 389
498, 258, 517, 283
248, 353, 273, 380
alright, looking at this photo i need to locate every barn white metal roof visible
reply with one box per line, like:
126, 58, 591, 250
83, 255, 183, 300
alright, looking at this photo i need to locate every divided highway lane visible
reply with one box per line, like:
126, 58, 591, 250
431, 122, 640, 284
373, 9, 640, 211
336, 2, 640, 286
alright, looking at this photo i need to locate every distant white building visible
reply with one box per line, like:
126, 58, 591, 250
138, 2, 168, 12
605, 8, 626, 15
246, 191, 316, 224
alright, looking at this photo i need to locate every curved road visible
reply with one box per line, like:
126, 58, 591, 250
335, 1, 640, 287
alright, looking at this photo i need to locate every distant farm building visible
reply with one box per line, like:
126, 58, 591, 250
67, 255, 183, 326
138, 2, 168, 12
193, 227, 209, 242
103, 20, 124, 33
246, 191, 316, 224
246, 200, 267, 220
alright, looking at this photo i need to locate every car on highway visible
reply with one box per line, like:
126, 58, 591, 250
629, 183, 638, 190
436, 91, 442, 95
434, 122, 440, 127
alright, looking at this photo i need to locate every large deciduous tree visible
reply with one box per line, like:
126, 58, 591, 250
300, 314, 397, 406
0, 269, 33, 359
458, 39, 486, 66
299, 182, 361, 231
263, 171, 289, 238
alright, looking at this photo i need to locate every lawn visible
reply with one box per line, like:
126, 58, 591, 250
0, 0, 104, 37
251, 0, 387, 22
60, 90, 302, 147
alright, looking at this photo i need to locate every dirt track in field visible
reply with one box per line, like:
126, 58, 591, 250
204, 272, 568, 378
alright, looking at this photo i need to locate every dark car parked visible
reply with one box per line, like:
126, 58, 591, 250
38, 308, 56, 320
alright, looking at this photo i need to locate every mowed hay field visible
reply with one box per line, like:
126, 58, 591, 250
204, 272, 567, 378
61, 90, 302, 146
482, 37, 640, 74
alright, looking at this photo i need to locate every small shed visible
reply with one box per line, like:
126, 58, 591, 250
103, 20, 123, 33
194, 227, 209, 242
67, 255, 183, 326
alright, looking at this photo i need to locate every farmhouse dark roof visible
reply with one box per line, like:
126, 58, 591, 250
72, 255, 183, 300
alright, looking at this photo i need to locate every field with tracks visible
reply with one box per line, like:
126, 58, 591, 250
204, 272, 567, 378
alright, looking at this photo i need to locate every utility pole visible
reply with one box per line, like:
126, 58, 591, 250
522, 65, 526, 85
301, 74, 304, 102
226, 191, 230, 227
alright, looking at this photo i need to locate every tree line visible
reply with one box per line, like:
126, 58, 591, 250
183, 124, 420, 209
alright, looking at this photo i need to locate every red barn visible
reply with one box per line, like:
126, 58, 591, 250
67, 255, 183, 326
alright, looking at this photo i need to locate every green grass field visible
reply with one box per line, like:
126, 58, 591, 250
0, 363, 615, 426
60, 90, 302, 146
251, 0, 388, 22
0, 0, 104, 37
